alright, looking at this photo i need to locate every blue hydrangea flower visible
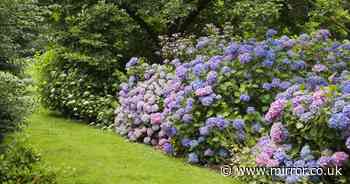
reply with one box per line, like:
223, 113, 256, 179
207, 71, 218, 85
262, 83, 272, 90
199, 126, 210, 136
175, 65, 188, 79
182, 114, 193, 123
346, 137, 350, 150
188, 153, 199, 163
342, 81, 350, 94
246, 106, 256, 114
233, 119, 245, 130
190, 140, 199, 149
218, 148, 229, 158
240, 94, 250, 102
221, 66, 232, 74
238, 53, 252, 64
193, 63, 208, 76
273, 150, 288, 162
285, 175, 300, 184
262, 59, 274, 68
163, 143, 174, 154
196, 37, 210, 49
266, 29, 278, 38
252, 122, 262, 133
224, 42, 239, 55
181, 138, 191, 147
300, 145, 314, 160
126, 57, 139, 68
204, 149, 214, 156
328, 113, 350, 129
199, 95, 215, 106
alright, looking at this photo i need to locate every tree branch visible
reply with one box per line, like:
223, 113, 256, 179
168, 0, 212, 34
110, 0, 163, 62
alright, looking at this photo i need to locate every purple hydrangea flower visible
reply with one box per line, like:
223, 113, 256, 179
317, 156, 332, 168
163, 143, 174, 154
315, 29, 331, 40
224, 42, 239, 55
312, 64, 328, 72
204, 149, 214, 156
195, 86, 213, 97
182, 114, 193, 123
208, 56, 223, 70
175, 65, 188, 79
199, 126, 210, 136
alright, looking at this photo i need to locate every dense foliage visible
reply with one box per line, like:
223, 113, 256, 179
36, 0, 350, 126
0, 0, 38, 142
0, 72, 33, 141
0, 138, 57, 184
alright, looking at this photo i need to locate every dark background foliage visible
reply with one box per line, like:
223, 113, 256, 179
34, 0, 350, 126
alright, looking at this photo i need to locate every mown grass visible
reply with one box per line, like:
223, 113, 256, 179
20, 109, 238, 184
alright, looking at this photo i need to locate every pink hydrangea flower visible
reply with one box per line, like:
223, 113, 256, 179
195, 86, 213, 97
312, 90, 327, 106
256, 152, 271, 166
150, 113, 162, 124
331, 152, 349, 167
270, 122, 288, 144
312, 64, 328, 72
265, 99, 287, 122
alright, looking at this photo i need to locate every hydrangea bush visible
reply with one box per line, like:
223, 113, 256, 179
253, 73, 350, 183
115, 29, 350, 165
115, 58, 176, 152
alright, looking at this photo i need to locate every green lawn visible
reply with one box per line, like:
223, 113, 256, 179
20, 109, 237, 184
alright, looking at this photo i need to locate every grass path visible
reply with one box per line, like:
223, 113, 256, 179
21, 109, 237, 184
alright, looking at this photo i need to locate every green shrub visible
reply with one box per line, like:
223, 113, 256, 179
35, 48, 123, 126
0, 138, 57, 184
0, 71, 33, 141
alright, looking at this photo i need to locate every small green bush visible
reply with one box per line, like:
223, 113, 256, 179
35, 48, 122, 126
0, 138, 57, 184
0, 71, 33, 141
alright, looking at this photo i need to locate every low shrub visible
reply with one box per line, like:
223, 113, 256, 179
0, 138, 57, 184
36, 49, 122, 126
0, 71, 33, 141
